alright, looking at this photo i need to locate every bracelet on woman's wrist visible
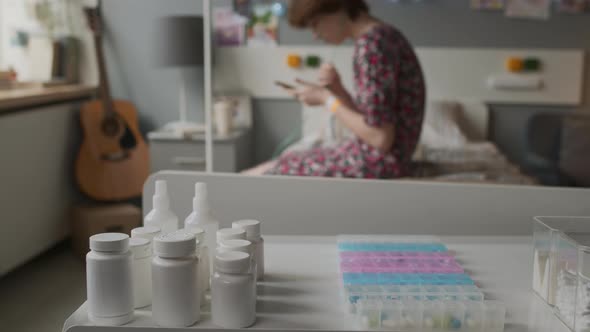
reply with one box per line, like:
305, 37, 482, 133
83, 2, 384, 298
325, 96, 342, 114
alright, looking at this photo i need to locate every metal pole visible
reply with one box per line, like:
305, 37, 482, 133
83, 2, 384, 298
203, 0, 213, 173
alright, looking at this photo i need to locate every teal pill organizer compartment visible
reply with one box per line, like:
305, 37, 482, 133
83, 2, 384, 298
337, 235, 447, 252
341, 273, 474, 286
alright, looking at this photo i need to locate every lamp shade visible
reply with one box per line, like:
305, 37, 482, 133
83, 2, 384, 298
154, 16, 204, 67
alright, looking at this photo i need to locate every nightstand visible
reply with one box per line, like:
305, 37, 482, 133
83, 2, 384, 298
148, 129, 253, 173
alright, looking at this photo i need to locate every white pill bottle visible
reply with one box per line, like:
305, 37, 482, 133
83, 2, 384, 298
233, 219, 264, 280
129, 237, 152, 308
86, 233, 134, 326
184, 226, 210, 302
152, 231, 200, 327
211, 251, 256, 328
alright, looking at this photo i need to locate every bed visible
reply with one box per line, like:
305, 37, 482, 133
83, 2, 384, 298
410, 100, 537, 185
281, 99, 538, 185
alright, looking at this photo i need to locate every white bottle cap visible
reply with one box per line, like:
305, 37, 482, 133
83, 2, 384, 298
184, 226, 205, 245
131, 226, 161, 242
232, 220, 261, 240
189, 182, 214, 224
215, 251, 250, 274
218, 239, 253, 255
153, 180, 170, 210
129, 237, 151, 259
89, 233, 129, 252
195, 182, 207, 198
217, 228, 246, 243
153, 230, 196, 258
156, 179, 168, 195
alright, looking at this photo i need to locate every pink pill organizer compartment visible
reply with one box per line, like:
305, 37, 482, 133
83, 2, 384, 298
339, 256, 464, 274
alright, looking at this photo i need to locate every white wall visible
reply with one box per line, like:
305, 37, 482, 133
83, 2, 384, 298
101, 0, 203, 130
0, 0, 3, 66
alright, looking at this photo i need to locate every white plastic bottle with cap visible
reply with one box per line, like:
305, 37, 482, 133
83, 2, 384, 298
145, 181, 179, 235
86, 233, 134, 326
184, 182, 219, 269
129, 237, 152, 308
131, 226, 161, 245
218, 239, 257, 297
218, 239, 256, 276
184, 226, 210, 302
217, 228, 246, 245
233, 220, 264, 280
152, 230, 200, 327
211, 251, 256, 328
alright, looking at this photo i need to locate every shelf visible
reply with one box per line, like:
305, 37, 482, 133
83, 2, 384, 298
63, 235, 568, 332
0, 84, 97, 112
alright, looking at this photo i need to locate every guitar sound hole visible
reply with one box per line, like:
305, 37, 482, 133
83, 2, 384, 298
102, 118, 120, 137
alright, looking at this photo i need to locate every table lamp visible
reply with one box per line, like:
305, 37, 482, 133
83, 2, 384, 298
154, 16, 205, 136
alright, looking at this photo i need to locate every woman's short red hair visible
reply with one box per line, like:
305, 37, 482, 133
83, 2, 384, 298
288, 0, 369, 28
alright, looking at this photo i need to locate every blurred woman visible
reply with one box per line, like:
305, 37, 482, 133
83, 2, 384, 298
247, 0, 425, 179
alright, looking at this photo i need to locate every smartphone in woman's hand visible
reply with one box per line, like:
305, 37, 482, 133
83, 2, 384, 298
275, 81, 296, 91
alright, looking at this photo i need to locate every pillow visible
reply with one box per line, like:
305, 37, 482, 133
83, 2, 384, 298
419, 100, 469, 149
559, 115, 590, 186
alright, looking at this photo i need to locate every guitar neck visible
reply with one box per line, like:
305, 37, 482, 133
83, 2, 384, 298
94, 34, 115, 114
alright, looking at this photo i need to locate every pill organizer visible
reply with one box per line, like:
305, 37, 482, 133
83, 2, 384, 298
337, 236, 505, 331
356, 299, 506, 332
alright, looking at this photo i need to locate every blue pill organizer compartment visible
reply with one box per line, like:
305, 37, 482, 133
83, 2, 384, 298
341, 273, 474, 286
338, 235, 448, 252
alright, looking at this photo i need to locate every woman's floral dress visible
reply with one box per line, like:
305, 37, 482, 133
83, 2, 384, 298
266, 25, 425, 179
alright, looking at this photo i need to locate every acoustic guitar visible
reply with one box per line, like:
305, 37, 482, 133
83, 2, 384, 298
76, 5, 149, 201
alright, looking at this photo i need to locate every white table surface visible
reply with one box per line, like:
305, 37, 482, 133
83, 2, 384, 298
63, 236, 568, 332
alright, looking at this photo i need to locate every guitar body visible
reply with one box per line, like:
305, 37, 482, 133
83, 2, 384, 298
76, 100, 149, 201
77, 5, 150, 201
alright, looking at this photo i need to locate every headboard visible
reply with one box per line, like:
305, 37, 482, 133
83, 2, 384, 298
214, 47, 585, 139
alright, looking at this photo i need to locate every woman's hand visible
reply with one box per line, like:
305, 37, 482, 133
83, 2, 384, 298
290, 79, 331, 107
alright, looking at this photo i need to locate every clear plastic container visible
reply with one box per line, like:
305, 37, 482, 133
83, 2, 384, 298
576, 258, 590, 332
355, 299, 504, 331
532, 216, 590, 306
554, 229, 590, 332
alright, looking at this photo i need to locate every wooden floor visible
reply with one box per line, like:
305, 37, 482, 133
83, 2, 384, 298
0, 243, 86, 332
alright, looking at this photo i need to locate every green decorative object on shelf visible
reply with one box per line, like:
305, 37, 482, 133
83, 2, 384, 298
306, 55, 322, 68
523, 58, 542, 72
